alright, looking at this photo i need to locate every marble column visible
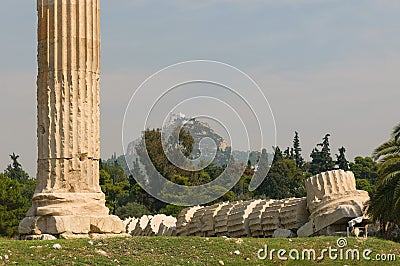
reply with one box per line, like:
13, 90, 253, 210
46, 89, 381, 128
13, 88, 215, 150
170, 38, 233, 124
19, 0, 123, 237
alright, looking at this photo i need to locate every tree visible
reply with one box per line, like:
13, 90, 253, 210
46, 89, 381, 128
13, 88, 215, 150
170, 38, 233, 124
115, 202, 150, 220
394, 123, 400, 141
99, 160, 130, 215
256, 147, 306, 199
368, 123, 400, 237
4, 153, 29, 183
309, 134, 334, 174
293, 131, 304, 169
283, 147, 293, 159
335, 146, 349, 171
0, 174, 31, 237
349, 157, 378, 184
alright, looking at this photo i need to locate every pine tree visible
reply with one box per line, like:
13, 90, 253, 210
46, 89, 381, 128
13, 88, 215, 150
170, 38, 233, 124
320, 134, 334, 171
293, 131, 304, 168
283, 147, 291, 159
256, 147, 306, 199
335, 146, 349, 171
4, 153, 29, 183
309, 134, 334, 174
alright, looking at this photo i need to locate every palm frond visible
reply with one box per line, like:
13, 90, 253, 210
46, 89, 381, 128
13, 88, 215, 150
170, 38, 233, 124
373, 139, 400, 161
393, 123, 400, 141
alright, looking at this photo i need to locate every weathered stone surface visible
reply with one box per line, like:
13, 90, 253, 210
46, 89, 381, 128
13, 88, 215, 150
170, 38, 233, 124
297, 221, 314, 238
143, 214, 170, 236
227, 200, 262, 237
261, 199, 286, 237
214, 201, 241, 237
272, 228, 295, 238
177, 206, 203, 236
125, 218, 139, 235
172, 170, 369, 239
200, 202, 229, 237
186, 207, 206, 236
279, 197, 309, 230
19, 215, 123, 235
19, 0, 124, 236
132, 215, 152, 236
248, 200, 273, 237
297, 170, 369, 237
158, 216, 177, 236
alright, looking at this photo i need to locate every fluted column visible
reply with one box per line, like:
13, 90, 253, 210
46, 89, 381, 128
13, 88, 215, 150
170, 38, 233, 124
19, 0, 124, 237
36, 0, 101, 193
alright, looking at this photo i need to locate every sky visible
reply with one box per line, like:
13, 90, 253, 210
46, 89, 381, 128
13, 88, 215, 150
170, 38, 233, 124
0, 0, 399, 177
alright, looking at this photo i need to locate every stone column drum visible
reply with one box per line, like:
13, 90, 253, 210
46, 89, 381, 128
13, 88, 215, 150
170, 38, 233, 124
19, 0, 123, 236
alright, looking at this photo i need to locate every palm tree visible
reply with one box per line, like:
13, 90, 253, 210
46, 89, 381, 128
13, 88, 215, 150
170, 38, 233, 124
369, 123, 400, 237
393, 123, 400, 141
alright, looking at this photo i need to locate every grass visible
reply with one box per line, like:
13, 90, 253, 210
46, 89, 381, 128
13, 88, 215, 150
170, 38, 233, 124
0, 236, 399, 265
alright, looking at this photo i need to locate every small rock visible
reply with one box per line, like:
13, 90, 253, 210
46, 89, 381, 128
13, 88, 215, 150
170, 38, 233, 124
234, 250, 240, 255
235, 238, 243, 244
41, 234, 57, 240
52, 244, 62, 250
272, 228, 295, 238
88, 240, 94, 245
4, 255, 9, 260
95, 249, 108, 257
219, 260, 225, 265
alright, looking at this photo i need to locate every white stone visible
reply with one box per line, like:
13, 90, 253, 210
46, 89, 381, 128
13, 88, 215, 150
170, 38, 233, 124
52, 244, 62, 250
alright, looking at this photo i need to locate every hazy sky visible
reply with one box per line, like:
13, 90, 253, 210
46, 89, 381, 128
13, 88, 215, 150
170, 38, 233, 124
0, 0, 399, 176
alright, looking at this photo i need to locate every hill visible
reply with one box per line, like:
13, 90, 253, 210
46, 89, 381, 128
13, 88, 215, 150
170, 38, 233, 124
1, 236, 399, 265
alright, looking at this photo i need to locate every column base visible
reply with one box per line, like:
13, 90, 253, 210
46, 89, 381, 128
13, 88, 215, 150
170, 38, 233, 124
19, 215, 125, 235
19, 192, 124, 236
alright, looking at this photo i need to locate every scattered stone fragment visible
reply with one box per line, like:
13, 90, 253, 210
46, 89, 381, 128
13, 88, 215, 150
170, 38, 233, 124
52, 244, 62, 250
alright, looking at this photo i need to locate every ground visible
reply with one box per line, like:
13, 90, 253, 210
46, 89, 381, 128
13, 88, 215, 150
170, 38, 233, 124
0, 236, 399, 265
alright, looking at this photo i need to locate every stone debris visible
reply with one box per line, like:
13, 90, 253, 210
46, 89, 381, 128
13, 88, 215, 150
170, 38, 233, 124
227, 200, 262, 237
260, 199, 286, 237
172, 170, 370, 239
200, 202, 229, 237
52, 244, 62, 250
279, 197, 309, 230
131, 215, 152, 236
20, 169, 370, 239
297, 170, 370, 237
215, 201, 242, 237
158, 216, 177, 236
272, 228, 296, 238
125, 217, 139, 235
248, 200, 273, 237
177, 206, 203, 236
